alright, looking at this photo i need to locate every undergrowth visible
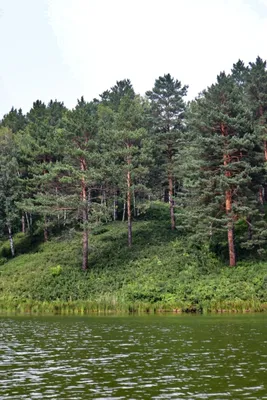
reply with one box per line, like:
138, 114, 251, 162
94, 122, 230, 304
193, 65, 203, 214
1, 203, 267, 314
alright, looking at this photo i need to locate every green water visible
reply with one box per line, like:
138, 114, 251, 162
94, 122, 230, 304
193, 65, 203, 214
1, 314, 267, 399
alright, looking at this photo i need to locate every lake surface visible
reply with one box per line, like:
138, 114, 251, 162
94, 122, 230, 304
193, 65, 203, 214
1, 314, 267, 399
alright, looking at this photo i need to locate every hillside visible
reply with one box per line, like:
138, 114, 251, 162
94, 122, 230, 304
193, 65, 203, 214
1, 205, 267, 314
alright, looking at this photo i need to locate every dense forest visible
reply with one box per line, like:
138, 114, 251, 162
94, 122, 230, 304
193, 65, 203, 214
2, 56, 267, 310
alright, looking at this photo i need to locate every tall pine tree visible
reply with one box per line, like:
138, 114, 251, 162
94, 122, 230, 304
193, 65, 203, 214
146, 74, 188, 230
186, 72, 266, 266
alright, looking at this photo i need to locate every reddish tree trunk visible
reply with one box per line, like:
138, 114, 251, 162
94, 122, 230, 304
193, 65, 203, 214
222, 123, 236, 267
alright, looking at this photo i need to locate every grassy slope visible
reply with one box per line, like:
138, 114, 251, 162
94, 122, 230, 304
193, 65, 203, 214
1, 204, 267, 313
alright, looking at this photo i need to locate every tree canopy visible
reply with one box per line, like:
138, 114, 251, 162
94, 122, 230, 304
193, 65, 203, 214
2, 58, 267, 268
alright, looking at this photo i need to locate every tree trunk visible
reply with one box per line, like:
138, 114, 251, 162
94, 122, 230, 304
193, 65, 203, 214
100, 186, 104, 206
247, 217, 252, 241
222, 123, 236, 266
227, 221, 236, 267
25, 212, 30, 232
102, 189, 106, 207
7, 224, 15, 257
226, 190, 236, 267
44, 217, 48, 242
168, 174, 175, 230
82, 211, 89, 271
264, 140, 267, 162
259, 187, 264, 205
80, 158, 88, 270
21, 214, 25, 234
122, 199, 126, 222
127, 168, 132, 247
113, 193, 118, 221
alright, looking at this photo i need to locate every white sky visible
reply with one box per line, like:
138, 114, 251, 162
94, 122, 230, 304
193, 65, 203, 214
1, 0, 267, 118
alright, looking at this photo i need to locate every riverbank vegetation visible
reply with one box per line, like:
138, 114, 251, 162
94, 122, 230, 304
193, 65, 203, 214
1, 57, 267, 313
1, 204, 267, 314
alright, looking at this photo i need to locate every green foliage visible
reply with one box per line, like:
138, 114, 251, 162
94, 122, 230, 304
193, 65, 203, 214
50, 265, 62, 276
0, 233, 32, 259
0, 127, 21, 234
1, 213, 267, 313
185, 71, 267, 265
2, 60, 267, 311
146, 73, 188, 229
99, 79, 135, 112
1, 107, 26, 133
142, 201, 170, 221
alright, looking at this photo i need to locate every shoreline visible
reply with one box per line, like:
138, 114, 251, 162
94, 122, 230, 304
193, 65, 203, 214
1, 299, 267, 315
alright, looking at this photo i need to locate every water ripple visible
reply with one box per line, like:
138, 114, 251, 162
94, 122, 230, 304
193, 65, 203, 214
0, 315, 267, 399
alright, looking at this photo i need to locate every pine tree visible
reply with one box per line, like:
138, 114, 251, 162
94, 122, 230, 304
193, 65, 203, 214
98, 79, 143, 226
61, 98, 101, 269
186, 72, 266, 266
146, 74, 188, 230
1, 107, 29, 233
0, 127, 20, 256
245, 57, 267, 201
100, 79, 135, 111
231, 59, 248, 87
99, 94, 150, 247
20, 98, 101, 269
1, 107, 26, 133
17, 100, 66, 240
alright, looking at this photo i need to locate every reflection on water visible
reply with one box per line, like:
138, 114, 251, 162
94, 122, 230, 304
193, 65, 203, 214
1, 314, 267, 399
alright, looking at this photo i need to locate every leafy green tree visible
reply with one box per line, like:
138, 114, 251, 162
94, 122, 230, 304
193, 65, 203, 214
146, 74, 188, 230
